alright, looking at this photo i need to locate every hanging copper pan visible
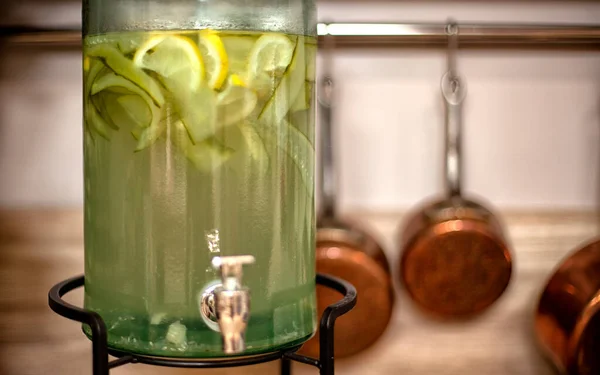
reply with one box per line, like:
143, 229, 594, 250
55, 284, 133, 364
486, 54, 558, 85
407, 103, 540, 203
535, 238, 600, 375
398, 49, 512, 319
300, 74, 395, 359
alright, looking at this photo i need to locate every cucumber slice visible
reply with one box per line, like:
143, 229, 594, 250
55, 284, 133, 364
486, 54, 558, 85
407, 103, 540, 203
251, 119, 314, 198
116, 34, 148, 55
280, 119, 314, 198
258, 37, 306, 126
85, 33, 147, 56
290, 81, 310, 112
84, 59, 106, 138
85, 103, 112, 140
92, 73, 158, 130
86, 44, 165, 107
170, 120, 234, 171
135, 119, 166, 152
92, 72, 156, 106
117, 95, 153, 128
91, 72, 163, 150
91, 94, 119, 130
176, 84, 217, 144
238, 123, 269, 175
85, 59, 104, 99
305, 43, 317, 82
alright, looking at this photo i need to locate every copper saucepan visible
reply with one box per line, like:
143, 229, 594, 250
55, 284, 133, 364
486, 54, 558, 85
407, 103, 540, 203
300, 73, 395, 358
398, 51, 513, 319
535, 238, 600, 375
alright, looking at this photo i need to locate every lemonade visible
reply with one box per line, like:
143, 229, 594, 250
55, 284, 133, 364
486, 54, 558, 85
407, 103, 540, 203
82, 30, 317, 357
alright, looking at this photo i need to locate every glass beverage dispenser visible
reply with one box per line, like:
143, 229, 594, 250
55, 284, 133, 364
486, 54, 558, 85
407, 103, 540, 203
82, 0, 317, 358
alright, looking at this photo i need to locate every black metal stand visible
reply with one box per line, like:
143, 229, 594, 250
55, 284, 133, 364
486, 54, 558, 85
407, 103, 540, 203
48, 273, 357, 375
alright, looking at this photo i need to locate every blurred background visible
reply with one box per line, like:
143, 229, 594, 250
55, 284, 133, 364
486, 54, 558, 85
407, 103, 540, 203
1, 0, 600, 374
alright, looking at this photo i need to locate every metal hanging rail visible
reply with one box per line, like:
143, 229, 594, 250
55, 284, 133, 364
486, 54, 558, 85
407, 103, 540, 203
1, 28, 81, 46
318, 23, 600, 49
1, 22, 600, 49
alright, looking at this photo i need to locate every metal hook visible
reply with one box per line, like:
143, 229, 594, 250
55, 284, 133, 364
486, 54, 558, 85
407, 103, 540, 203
442, 20, 466, 198
446, 21, 459, 80
318, 34, 337, 218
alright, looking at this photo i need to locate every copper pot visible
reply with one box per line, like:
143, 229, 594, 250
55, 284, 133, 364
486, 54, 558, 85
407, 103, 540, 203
399, 196, 512, 318
300, 75, 394, 358
535, 238, 600, 375
301, 217, 395, 358
398, 70, 512, 319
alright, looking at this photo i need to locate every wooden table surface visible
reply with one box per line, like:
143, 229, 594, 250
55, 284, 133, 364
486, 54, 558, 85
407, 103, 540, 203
0, 208, 597, 375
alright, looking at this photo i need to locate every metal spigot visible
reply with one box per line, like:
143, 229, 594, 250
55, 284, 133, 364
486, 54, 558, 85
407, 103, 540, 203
209, 255, 255, 354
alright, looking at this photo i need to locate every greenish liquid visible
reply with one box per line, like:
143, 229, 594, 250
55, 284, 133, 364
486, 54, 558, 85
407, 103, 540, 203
82, 30, 317, 357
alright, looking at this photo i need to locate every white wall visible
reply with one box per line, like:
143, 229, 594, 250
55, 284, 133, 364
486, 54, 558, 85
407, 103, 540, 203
1, 1, 600, 210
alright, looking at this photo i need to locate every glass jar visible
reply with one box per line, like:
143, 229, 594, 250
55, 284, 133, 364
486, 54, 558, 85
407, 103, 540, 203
82, 0, 317, 358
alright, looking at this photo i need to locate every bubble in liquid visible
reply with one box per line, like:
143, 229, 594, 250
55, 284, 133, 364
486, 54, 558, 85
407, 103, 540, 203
205, 229, 221, 253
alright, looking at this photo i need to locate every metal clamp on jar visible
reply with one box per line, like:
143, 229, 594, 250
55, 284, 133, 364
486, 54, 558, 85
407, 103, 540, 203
301, 35, 395, 358
535, 238, 600, 375
397, 22, 512, 319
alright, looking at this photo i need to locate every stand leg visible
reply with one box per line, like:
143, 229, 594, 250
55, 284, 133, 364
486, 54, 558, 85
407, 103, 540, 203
89, 312, 109, 375
48, 277, 110, 375
316, 274, 357, 375
319, 323, 334, 375
280, 358, 292, 375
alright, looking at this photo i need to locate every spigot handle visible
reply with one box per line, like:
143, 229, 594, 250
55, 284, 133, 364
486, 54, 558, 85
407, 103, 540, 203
210, 255, 255, 354
212, 256, 255, 291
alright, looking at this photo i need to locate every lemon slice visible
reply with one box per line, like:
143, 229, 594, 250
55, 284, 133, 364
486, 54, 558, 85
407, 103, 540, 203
198, 30, 228, 90
86, 44, 164, 107
246, 34, 295, 99
133, 35, 204, 92
221, 35, 256, 74
248, 34, 295, 79
217, 74, 258, 127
